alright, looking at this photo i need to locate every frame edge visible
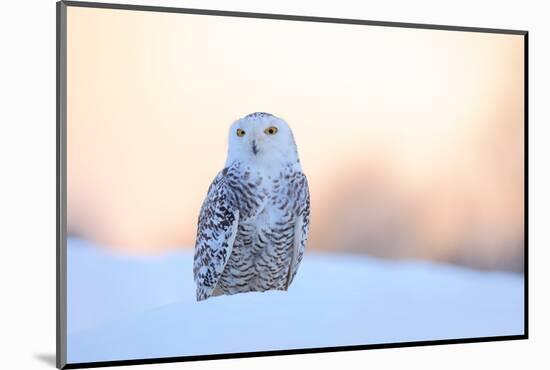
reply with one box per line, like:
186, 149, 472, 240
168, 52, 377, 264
523, 32, 529, 339
57, 1, 68, 369
62, 0, 527, 35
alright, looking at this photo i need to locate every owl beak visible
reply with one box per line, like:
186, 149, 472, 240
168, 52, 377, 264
252, 140, 259, 156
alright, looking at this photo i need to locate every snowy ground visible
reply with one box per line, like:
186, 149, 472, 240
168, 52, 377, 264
66, 238, 524, 365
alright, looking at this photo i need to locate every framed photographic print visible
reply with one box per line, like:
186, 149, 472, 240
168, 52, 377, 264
56, 1, 528, 368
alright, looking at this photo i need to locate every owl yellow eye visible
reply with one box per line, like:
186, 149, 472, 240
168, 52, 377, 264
236, 128, 246, 137
264, 126, 278, 135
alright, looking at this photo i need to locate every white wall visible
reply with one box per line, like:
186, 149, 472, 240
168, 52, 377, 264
0, 0, 546, 369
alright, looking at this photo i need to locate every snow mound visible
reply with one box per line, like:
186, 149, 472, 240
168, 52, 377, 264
67, 238, 524, 364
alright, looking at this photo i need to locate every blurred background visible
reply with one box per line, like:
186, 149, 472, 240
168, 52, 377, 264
67, 7, 524, 272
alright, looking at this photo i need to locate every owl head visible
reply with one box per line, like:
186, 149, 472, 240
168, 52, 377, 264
225, 112, 300, 168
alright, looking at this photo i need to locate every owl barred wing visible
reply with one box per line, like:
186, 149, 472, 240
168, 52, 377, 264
193, 171, 239, 301
287, 173, 310, 288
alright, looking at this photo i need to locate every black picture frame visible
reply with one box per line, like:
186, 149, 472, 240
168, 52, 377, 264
56, 1, 529, 368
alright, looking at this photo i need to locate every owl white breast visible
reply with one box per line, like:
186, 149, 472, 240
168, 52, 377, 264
193, 112, 310, 301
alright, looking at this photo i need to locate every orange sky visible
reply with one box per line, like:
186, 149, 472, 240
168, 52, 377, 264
66, 7, 524, 269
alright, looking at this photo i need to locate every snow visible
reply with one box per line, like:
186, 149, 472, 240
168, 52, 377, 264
66, 238, 524, 364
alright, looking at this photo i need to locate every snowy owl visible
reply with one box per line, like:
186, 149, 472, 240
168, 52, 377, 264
193, 112, 310, 301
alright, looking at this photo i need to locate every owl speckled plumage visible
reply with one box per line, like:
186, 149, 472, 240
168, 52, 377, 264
193, 112, 310, 301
